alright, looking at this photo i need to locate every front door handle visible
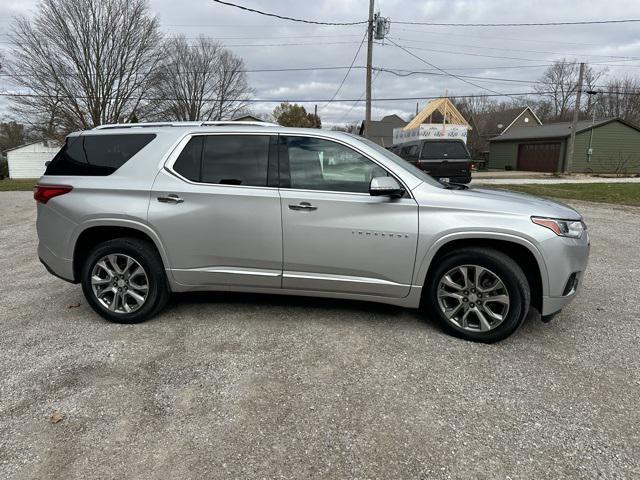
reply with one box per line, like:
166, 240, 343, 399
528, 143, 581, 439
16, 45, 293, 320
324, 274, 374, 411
157, 194, 184, 204
288, 202, 317, 211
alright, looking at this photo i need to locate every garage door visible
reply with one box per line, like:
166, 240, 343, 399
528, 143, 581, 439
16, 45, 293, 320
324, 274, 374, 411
517, 143, 561, 172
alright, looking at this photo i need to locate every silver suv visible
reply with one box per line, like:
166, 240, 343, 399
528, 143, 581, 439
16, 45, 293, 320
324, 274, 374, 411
35, 122, 589, 342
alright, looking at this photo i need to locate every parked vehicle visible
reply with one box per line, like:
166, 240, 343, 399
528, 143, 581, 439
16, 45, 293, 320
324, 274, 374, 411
389, 139, 472, 184
35, 122, 589, 342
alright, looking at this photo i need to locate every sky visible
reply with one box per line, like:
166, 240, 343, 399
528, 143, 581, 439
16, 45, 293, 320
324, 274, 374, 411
1, 0, 640, 127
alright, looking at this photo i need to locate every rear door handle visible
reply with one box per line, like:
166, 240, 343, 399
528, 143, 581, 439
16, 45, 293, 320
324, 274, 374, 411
288, 202, 317, 211
157, 194, 184, 204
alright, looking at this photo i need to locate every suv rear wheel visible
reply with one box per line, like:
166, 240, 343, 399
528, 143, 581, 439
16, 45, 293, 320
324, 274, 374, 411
425, 247, 530, 343
80, 238, 169, 323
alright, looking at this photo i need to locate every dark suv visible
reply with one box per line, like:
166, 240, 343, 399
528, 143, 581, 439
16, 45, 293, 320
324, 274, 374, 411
389, 139, 472, 184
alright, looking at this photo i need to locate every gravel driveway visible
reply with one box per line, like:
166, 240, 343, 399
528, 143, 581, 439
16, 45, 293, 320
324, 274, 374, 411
1, 191, 638, 479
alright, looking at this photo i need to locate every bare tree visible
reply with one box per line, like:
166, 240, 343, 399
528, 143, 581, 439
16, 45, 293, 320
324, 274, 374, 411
146, 36, 252, 121
7, 0, 162, 133
453, 95, 498, 120
596, 76, 640, 124
534, 59, 603, 121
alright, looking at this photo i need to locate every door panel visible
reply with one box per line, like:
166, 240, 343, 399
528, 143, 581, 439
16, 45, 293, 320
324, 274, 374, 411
280, 190, 418, 297
149, 171, 282, 288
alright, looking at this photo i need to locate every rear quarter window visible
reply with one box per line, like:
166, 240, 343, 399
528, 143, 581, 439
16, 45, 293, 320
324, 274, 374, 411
45, 133, 156, 176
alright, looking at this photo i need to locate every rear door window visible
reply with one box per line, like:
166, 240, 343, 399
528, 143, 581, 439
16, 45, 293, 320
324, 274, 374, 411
45, 134, 156, 176
172, 135, 271, 187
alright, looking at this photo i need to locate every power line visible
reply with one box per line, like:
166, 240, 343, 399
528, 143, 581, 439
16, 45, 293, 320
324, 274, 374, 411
391, 36, 640, 61
211, 0, 367, 26
374, 67, 544, 85
337, 70, 382, 124
384, 37, 507, 97
319, 32, 367, 112
2, 90, 638, 103
0, 66, 370, 78
393, 19, 640, 27
0, 40, 364, 48
0, 64, 572, 79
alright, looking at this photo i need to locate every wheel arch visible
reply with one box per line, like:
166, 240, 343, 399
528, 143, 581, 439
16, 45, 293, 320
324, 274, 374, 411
416, 233, 548, 313
71, 220, 170, 283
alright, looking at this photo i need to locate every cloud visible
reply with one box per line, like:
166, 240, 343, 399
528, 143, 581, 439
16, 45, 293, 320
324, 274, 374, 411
2, 0, 640, 126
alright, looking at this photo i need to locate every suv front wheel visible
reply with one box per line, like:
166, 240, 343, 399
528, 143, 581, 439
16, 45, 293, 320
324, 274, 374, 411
426, 247, 530, 343
81, 238, 170, 323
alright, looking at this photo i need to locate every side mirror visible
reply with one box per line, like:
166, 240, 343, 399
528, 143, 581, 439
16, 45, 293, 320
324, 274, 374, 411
369, 176, 404, 198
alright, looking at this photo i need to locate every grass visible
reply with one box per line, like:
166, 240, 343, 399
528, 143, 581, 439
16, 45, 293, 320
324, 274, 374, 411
0, 179, 37, 191
499, 183, 640, 207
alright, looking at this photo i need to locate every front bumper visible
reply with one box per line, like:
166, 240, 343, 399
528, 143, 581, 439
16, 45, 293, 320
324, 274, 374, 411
539, 230, 590, 316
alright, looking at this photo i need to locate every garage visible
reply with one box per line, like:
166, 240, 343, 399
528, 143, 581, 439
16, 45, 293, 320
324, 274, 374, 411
5, 141, 59, 179
488, 118, 640, 173
517, 142, 561, 172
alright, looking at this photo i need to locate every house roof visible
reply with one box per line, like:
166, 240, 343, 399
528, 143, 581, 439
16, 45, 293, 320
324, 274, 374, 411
489, 118, 638, 142
472, 107, 540, 137
232, 114, 264, 122
359, 114, 407, 141
3, 140, 59, 153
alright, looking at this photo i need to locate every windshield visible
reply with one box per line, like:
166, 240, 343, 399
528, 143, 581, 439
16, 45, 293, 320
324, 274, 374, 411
351, 135, 444, 188
421, 140, 470, 160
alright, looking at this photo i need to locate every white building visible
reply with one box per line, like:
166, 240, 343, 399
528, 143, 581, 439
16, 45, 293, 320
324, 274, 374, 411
6, 141, 60, 179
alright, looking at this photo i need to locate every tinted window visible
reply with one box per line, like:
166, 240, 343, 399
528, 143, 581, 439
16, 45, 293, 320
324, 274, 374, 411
201, 135, 269, 186
45, 134, 155, 176
284, 136, 388, 194
420, 141, 470, 160
173, 136, 203, 182
400, 143, 419, 160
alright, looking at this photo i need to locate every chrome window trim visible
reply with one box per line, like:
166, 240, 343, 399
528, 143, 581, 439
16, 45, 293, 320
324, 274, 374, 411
163, 132, 277, 191
163, 131, 414, 198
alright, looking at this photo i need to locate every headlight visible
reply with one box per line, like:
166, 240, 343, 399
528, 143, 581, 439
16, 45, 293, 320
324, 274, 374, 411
531, 217, 586, 238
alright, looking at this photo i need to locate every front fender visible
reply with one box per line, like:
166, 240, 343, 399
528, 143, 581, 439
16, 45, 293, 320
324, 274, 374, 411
412, 230, 550, 297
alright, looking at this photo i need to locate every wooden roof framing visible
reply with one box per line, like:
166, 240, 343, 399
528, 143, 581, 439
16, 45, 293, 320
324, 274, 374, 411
403, 98, 471, 130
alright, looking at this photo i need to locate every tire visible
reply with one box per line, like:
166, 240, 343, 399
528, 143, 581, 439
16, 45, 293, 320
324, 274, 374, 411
425, 247, 530, 343
81, 237, 170, 324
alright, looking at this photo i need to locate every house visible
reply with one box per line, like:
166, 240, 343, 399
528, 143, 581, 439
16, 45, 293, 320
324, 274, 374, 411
359, 114, 407, 147
6, 140, 59, 179
469, 106, 541, 159
489, 118, 640, 174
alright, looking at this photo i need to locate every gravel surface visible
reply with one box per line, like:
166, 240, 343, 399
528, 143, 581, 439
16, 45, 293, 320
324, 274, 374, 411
1, 191, 638, 479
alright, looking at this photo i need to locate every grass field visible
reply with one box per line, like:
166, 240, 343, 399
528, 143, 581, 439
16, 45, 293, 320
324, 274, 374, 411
0, 179, 37, 192
499, 183, 640, 207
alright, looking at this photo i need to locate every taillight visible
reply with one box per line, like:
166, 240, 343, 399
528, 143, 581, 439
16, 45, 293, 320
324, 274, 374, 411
33, 184, 73, 204
470, 162, 476, 171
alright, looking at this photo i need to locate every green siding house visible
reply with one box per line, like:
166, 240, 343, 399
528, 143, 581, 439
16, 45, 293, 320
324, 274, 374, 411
488, 118, 640, 174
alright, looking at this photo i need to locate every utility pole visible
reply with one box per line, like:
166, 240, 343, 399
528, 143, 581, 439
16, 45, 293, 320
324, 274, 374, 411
364, 0, 375, 138
565, 62, 585, 173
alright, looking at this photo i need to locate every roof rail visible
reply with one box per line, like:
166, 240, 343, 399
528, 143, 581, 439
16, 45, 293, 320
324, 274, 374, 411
93, 120, 277, 130
201, 120, 278, 127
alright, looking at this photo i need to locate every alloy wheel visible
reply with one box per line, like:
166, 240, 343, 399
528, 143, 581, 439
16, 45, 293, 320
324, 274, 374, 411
437, 264, 510, 332
90, 254, 149, 314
